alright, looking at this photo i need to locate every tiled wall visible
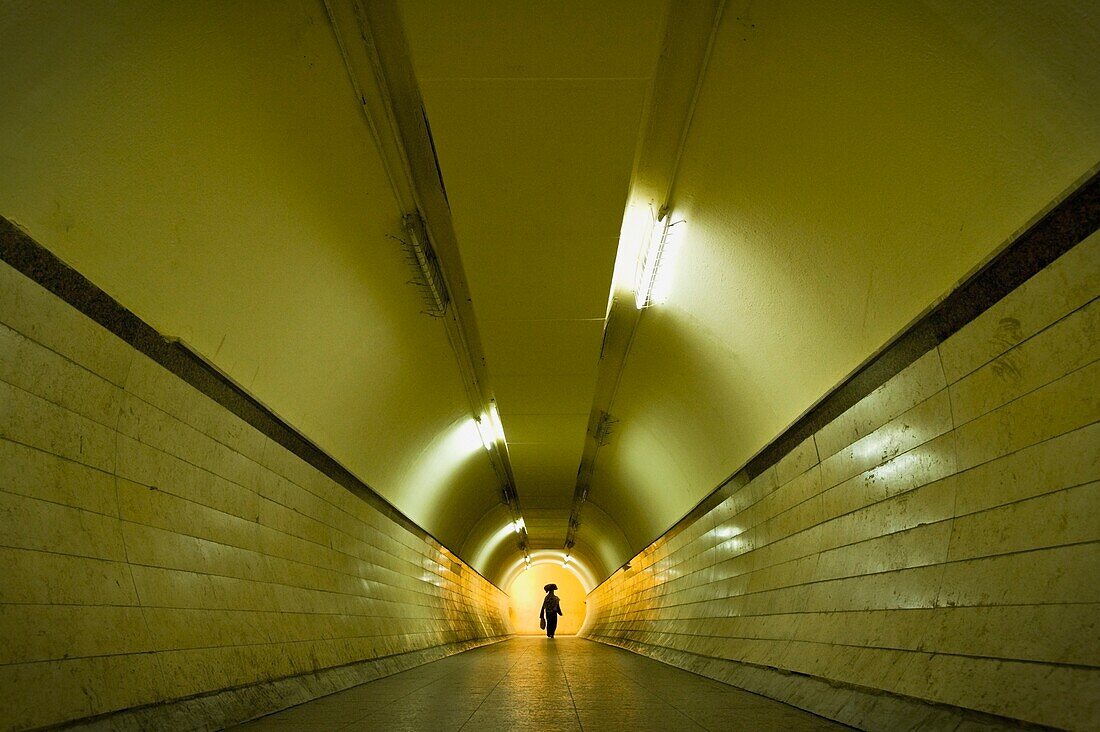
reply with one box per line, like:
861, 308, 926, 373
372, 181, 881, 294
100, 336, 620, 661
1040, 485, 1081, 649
582, 232, 1099, 730
0, 261, 511, 731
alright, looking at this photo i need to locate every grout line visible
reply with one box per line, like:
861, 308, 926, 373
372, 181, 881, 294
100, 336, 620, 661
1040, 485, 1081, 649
554, 638, 584, 730
0, 319, 130, 388
593, 515, 1100, 611
941, 292, 1100, 385
947, 356, 1099, 432
601, 419, 1100, 583
586, 633, 1100, 676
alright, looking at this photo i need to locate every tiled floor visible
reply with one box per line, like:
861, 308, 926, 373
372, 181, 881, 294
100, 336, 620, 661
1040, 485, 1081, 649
231, 637, 849, 731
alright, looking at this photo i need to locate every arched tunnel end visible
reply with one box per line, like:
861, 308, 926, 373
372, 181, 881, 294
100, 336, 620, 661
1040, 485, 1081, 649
505, 562, 587, 636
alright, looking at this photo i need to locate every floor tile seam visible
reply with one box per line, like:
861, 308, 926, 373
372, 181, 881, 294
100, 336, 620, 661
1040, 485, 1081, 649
609, 662, 832, 731
587, 642, 682, 702
323, 644, 517, 721
554, 640, 585, 730
617, 662, 748, 731
588, 637, 862, 727
456, 639, 534, 730
570, 641, 710, 729
593, 639, 773, 696
327, 643, 514, 729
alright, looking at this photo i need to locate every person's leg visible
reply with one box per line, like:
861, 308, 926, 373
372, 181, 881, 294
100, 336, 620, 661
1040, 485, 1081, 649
547, 614, 557, 639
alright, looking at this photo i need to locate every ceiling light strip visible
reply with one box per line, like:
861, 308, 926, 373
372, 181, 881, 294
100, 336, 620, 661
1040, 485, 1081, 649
323, 0, 527, 549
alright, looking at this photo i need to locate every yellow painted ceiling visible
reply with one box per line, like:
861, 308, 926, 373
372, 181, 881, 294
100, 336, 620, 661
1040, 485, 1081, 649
1, 1, 1097, 587
398, 1, 669, 551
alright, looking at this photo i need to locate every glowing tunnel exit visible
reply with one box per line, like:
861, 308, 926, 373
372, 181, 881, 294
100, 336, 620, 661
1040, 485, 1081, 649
506, 562, 587, 636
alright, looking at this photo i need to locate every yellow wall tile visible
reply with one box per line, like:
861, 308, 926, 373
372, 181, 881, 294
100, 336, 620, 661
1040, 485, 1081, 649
0, 380, 116, 472
0, 322, 122, 427
774, 434, 820, 484
819, 390, 953, 489
938, 230, 1100, 383
948, 297, 1099, 425
816, 350, 947, 460
0, 604, 153, 665
953, 423, 1099, 514
953, 360, 1099, 470
947, 483, 1100, 561
0, 490, 127, 561
0, 264, 134, 386
0, 547, 139, 606
0, 437, 118, 516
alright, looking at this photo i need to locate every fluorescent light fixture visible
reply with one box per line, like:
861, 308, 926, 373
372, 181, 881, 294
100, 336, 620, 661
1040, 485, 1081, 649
636, 211, 671, 309
512, 517, 526, 534
474, 402, 508, 453
474, 417, 494, 451
488, 402, 506, 445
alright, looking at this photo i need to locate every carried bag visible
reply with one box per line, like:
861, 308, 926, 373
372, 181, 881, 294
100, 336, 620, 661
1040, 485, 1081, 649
540, 617, 546, 630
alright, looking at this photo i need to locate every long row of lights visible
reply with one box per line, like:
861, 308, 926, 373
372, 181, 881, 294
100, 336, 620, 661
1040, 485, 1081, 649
517, 551, 571, 568
497, 205, 685, 568
518, 551, 570, 570
474, 401, 529, 560
519, 553, 570, 569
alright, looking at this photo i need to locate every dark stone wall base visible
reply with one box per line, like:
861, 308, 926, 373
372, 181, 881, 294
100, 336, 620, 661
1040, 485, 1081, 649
55, 636, 511, 731
583, 636, 1049, 731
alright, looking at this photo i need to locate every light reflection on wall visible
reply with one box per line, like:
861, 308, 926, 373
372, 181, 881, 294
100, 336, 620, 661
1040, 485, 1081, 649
401, 416, 487, 526
577, 543, 662, 636
469, 519, 523, 572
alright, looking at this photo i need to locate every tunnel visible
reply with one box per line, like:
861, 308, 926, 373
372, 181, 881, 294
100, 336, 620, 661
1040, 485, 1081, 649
0, 2, 1098, 730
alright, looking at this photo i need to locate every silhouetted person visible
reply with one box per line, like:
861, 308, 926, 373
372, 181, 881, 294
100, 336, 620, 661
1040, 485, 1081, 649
540, 583, 563, 638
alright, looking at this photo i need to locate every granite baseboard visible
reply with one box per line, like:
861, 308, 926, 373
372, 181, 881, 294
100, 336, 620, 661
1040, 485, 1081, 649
50, 636, 512, 732
581, 635, 1050, 731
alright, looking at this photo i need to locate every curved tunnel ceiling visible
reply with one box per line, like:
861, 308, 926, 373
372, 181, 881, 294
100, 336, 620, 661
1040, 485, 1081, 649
2, 1, 1098, 589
